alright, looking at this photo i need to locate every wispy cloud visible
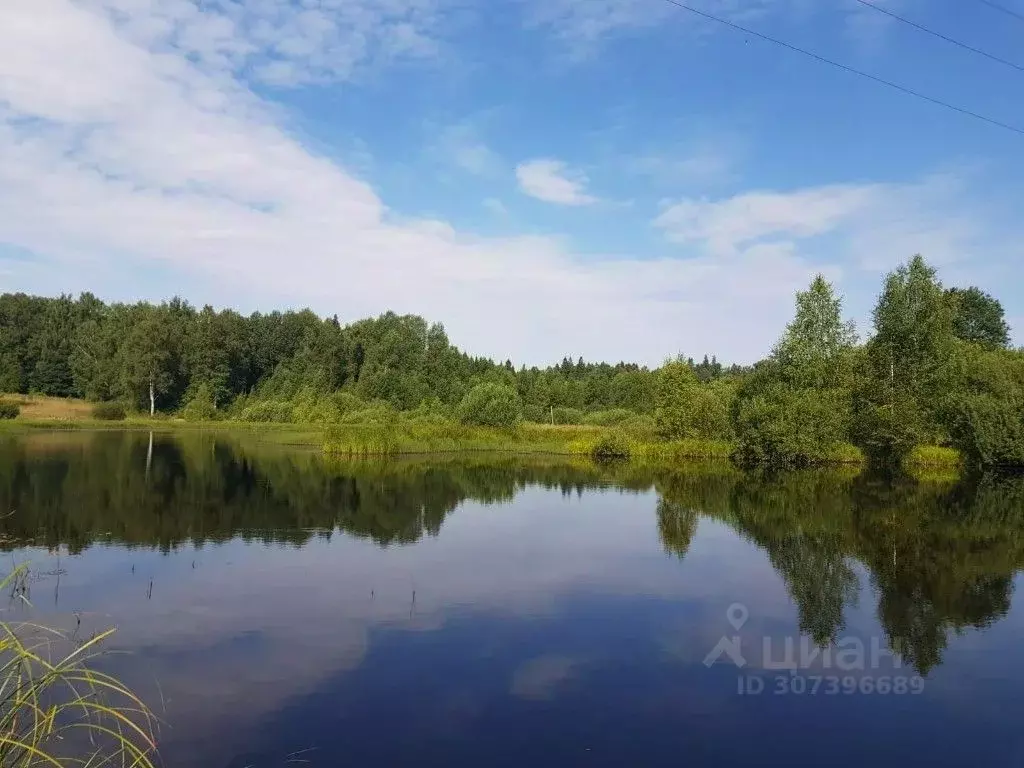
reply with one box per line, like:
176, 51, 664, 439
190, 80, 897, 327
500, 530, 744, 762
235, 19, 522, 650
73, 0, 448, 87
655, 184, 879, 251
516, 159, 598, 205
654, 176, 996, 274
432, 121, 502, 176
483, 197, 509, 216
526, 0, 909, 58
626, 141, 738, 187
526, 0, 678, 54
524, 0, 804, 57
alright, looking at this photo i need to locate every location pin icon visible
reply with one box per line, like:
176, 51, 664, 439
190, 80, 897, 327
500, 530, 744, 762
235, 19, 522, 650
727, 603, 749, 631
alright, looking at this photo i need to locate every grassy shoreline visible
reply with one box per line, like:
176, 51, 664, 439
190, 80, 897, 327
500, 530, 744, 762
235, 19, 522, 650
1, 395, 964, 470
320, 422, 739, 461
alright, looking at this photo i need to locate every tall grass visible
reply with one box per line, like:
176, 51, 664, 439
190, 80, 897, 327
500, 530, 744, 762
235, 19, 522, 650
323, 422, 603, 456
907, 444, 962, 469
323, 421, 738, 462
322, 420, 968, 476
0, 567, 158, 767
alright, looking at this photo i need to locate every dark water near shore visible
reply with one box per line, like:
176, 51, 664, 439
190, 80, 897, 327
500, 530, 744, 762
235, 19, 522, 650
2, 431, 1024, 767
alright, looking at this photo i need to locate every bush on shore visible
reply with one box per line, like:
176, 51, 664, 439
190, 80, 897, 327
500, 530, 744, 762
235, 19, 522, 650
457, 383, 523, 428
590, 433, 632, 461
92, 401, 127, 420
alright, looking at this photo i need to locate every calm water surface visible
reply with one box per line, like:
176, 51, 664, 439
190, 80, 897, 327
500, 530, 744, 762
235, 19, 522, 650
2, 431, 1024, 767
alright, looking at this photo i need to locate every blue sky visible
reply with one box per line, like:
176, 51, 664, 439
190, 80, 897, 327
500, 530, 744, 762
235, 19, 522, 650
1, 0, 1022, 364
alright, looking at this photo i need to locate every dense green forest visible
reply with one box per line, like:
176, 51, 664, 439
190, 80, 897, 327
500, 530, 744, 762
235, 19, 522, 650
2, 254, 1022, 468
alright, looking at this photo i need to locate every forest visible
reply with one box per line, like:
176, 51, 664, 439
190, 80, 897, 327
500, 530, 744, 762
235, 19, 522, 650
1, 254, 1022, 469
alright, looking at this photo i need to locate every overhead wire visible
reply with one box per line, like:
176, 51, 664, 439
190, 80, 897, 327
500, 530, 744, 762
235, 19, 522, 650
853, 0, 1024, 73
972, 0, 1024, 24
657, 0, 1024, 136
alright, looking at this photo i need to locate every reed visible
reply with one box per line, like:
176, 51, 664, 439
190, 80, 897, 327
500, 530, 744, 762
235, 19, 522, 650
0, 566, 158, 767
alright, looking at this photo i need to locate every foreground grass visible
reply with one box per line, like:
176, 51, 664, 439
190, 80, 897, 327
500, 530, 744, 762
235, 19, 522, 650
0, 567, 158, 766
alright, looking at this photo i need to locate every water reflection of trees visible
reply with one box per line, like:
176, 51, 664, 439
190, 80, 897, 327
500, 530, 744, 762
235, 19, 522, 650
3, 432, 1023, 675
0, 433, 655, 553
656, 468, 1024, 674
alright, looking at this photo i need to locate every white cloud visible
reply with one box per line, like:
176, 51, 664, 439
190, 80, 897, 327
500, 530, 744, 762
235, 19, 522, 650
0, 0, 1014, 366
527, 0, 678, 51
515, 159, 598, 206
72, 0, 448, 87
654, 177, 991, 275
526, 0, 806, 57
527, 0, 911, 58
433, 121, 502, 176
655, 185, 879, 251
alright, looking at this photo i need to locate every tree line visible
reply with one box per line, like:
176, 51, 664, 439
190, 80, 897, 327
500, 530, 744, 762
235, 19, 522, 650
1, 254, 1021, 467
724, 256, 1020, 468
0, 289, 736, 422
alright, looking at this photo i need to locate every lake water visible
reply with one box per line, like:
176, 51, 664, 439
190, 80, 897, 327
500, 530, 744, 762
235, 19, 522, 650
2, 431, 1024, 767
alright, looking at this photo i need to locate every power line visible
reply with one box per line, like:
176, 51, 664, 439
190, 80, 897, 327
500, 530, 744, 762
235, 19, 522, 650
658, 0, 1024, 136
854, 0, 1024, 73
973, 0, 1024, 24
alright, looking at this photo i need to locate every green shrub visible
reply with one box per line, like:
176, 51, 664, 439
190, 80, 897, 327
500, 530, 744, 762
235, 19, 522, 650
408, 396, 451, 421
582, 408, 637, 427
293, 400, 337, 423
181, 383, 218, 421
91, 401, 126, 420
0, 400, 19, 420
590, 433, 632, 461
945, 392, 1024, 467
523, 404, 548, 423
239, 400, 294, 423
851, 386, 929, 468
331, 391, 368, 415
287, 386, 325, 422
732, 377, 851, 467
336, 402, 399, 425
937, 347, 1024, 468
457, 383, 523, 428
618, 413, 657, 435
552, 407, 584, 425
655, 361, 732, 440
